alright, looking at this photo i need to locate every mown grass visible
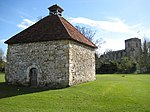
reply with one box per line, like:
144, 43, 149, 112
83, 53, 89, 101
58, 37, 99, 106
0, 73, 150, 112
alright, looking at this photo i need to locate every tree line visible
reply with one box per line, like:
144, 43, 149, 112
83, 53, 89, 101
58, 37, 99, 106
0, 48, 5, 73
76, 26, 150, 74
96, 39, 150, 74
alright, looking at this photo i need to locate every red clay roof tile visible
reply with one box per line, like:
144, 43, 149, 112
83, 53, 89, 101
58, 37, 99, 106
5, 15, 97, 48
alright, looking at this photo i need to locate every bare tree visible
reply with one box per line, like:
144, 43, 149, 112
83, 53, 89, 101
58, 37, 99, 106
75, 26, 96, 41
75, 25, 105, 55
139, 39, 150, 73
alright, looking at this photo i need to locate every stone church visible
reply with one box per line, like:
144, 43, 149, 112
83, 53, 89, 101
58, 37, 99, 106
102, 38, 141, 62
5, 4, 97, 88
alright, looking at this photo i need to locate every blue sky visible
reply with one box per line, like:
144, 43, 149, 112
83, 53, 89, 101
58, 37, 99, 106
0, 0, 150, 54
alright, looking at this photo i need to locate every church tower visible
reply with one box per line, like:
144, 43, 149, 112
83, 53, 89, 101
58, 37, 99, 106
125, 38, 141, 60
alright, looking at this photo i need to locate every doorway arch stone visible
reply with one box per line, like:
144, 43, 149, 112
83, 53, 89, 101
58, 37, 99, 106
27, 65, 39, 87
29, 68, 38, 87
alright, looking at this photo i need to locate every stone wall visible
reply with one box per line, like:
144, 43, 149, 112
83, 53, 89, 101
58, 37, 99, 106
103, 50, 126, 61
125, 38, 141, 60
68, 41, 96, 86
5, 40, 70, 88
5, 40, 96, 88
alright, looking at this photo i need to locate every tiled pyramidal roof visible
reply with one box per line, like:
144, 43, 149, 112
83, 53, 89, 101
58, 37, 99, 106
5, 4, 97, 48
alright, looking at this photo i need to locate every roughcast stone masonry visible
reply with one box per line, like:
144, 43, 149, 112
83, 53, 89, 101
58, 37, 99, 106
5, 5, 97, 88
5, 40, 95, 88
69, 41, 95, 86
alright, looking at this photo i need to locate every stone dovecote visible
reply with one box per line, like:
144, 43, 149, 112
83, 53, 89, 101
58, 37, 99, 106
5, 4, 97, 88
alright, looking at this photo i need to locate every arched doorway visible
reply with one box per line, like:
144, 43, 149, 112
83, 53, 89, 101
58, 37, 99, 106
29, 68, 38, 87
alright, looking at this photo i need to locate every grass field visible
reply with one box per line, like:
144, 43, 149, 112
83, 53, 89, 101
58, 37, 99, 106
0, 73, 150, 112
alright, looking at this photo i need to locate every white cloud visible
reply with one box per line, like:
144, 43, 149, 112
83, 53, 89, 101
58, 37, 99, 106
69, 16, 150, 53
17, 19, 36, 29
69, 17, 140, 34
101, 38, 125, 53
0, 39, 6, 43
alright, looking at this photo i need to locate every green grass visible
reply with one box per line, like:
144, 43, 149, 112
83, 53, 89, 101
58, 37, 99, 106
0, 73, 150, 112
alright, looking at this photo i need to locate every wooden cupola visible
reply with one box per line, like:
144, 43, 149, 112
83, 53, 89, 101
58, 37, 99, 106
48, 4, 64, 16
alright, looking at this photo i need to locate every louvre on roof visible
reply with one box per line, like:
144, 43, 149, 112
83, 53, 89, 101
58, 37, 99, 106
5, 5, 97, 48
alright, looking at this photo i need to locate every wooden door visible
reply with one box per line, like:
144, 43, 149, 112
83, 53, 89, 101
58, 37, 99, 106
29, 68, 38, 87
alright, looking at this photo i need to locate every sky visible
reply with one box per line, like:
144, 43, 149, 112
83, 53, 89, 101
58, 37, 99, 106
0, 0, 150, 55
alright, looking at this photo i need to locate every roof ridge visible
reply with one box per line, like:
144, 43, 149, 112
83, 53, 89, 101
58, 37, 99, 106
59, 17, 71, 37
57, 16, 72, 39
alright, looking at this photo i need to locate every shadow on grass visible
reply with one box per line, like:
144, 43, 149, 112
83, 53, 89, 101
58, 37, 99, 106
0, 82, 53, 99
